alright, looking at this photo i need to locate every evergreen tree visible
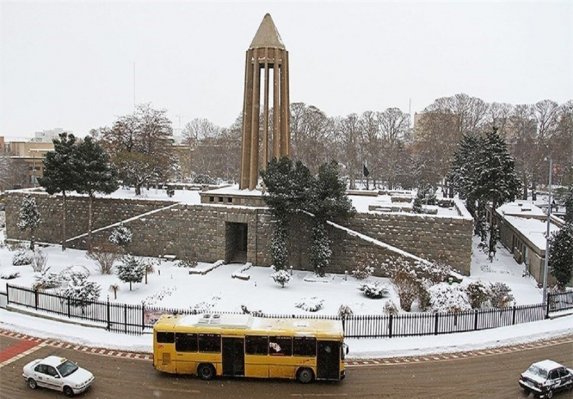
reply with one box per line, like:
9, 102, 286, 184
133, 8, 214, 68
39, 133, 80, 250
473, 128, 521, 258
74, 137, 119, 249
17, 195, 41, 250
116, 255, 146, 291
307, 161, 355, 276
59, 273, 101, 315
549, 223, 573, 289
261, 157, 312, 270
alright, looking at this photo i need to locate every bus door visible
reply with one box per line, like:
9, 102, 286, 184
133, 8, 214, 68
317, 341, 340, 380
222, 337, 245, 377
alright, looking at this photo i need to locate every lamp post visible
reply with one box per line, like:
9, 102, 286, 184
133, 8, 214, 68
541, 158, 552, 308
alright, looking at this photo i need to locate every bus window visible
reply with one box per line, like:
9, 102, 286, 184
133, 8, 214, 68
175, 333, 198, 352
246, 336, 268, 355
293, 337, 316, 356
198, 334, 221, 352
156, 332, 175, 344
269, 336, 292, 356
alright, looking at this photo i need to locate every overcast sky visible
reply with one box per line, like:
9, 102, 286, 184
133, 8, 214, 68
1, 0, 571, 140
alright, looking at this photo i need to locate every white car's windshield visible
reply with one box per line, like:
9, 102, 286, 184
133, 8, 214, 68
528, 365, 548, 379
57, 361, 79, 377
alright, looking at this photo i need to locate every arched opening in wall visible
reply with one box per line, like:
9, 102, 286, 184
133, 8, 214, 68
225, 222, 248, 263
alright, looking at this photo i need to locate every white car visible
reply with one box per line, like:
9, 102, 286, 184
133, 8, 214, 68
519, 359, 573, 398
22, 355, 95, 396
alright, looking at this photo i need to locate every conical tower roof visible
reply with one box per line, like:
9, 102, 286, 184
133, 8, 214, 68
249, 13, 285, 49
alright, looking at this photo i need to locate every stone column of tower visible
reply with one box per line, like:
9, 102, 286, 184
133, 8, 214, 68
240, 14, 290, 190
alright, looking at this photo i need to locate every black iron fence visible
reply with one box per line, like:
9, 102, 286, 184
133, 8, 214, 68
3, 284, 573, 337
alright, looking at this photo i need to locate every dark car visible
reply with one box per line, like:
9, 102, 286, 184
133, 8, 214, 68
519, 359, 573, 398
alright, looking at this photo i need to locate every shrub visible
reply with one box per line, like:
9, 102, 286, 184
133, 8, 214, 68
33, 267, 61, 290
337, 304, 354, 318
429, 284, 471, 313
383, 300, 399, 316
271, 269, 291, 288
417, 284, 431, 311
360, 282, 389, 299
30, 250, 48, 273
391, 269, 419, 312
295, 297, 324, 312
176, 252, 198, 268
489, 282, 514, 308
87, 242, 121, 274
352, 264, 374, 280
12, 249, 34, 266
466, 281, 490, 309
1, 270, 20, 280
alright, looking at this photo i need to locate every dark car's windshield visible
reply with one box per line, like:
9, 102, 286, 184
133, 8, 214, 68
527, 365, 548, 379
57, 360, 79, 377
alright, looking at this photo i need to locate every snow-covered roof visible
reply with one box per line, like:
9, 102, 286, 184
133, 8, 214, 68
497, 201, 545, 217
503, 215, 560, 251
40, 355, 67, 367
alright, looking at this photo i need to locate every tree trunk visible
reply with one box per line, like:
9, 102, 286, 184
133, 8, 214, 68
531, 180, 537, 201
87, 194, 93, 251
135, 184, 142, 196
62, 192, 67, 251
522, 172, 528, 200
29, 230, 35, 251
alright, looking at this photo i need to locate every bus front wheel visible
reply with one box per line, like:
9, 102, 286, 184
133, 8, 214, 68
197, 363, 215, 380
297, 368, 314, 384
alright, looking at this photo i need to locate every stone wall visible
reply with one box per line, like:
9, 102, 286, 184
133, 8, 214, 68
5, 191, 473, 275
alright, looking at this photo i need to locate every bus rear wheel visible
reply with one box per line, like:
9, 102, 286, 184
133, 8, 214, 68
197, 363, 215, 380
297, 368, 314, 384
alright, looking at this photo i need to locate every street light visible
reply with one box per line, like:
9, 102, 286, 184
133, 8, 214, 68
541, 158, 552, 309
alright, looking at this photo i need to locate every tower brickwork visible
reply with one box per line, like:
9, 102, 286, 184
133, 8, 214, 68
240, 14, 290, 190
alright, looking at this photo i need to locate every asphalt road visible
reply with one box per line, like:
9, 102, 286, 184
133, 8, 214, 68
1, 335, 572, 399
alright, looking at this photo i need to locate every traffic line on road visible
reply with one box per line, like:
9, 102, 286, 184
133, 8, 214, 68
0, 341, 47, 368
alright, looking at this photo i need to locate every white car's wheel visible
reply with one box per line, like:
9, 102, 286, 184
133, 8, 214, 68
63, 385, 74, 397
27, 378, 37, 390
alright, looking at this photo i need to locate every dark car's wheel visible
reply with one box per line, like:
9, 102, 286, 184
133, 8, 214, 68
546, 389, 553, 399
297, 368, 314, 384
27, 378, 37, 390
63, 386, 74, 397
197, 363, 215, 380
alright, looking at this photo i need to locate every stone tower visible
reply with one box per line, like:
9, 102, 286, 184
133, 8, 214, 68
240, 14, 290, 190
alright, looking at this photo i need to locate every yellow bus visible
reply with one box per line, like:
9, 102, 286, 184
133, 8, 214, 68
153, 313, 347, 383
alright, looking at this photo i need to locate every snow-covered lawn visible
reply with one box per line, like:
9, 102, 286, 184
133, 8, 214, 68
0, 226, 545, 316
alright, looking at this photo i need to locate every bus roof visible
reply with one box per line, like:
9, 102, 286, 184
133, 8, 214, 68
154, 313, 344, 339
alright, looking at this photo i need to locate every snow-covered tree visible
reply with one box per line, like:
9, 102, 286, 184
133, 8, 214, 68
261, 157, 313, 270
549, 223, 573, 289
116, 255, 146, 290
310, 222, 331, 277
74, 136, 119, 250
39, 132, 80, 250
17, 195, 41, 250
108, 224, 133, 248
271, 269, 291, 288
59, 273, 101, 314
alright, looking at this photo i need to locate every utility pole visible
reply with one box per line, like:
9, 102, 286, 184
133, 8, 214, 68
541, 158, 552, 309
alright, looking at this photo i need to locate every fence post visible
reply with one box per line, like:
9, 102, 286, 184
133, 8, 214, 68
141, 303, 145, 332
124, 304, 128, 334
474, 309, 478, 331
67, 296, 71, 318
106, 298, 111, 331
388, 314, 393, 339
5, 283, 9, 304
434, 313, 439, 335
545, 293, 551, 319
34, 289, 39, 310
512, 305, 516, 325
